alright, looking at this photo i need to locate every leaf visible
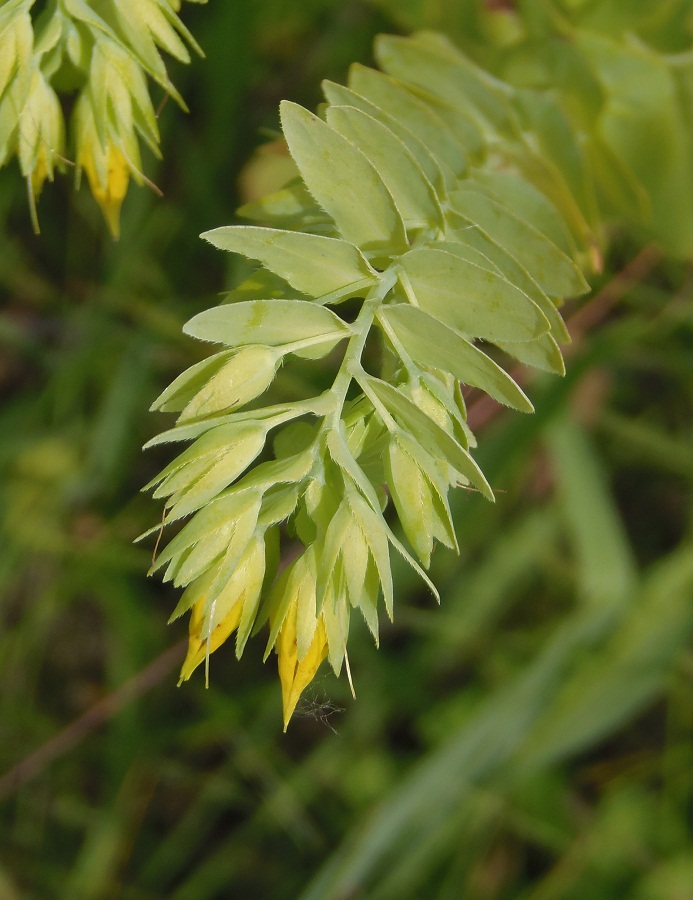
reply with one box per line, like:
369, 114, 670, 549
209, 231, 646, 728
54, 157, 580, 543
495, 333, 566, 376
395, 430, 458, 552
237, 180, 333, 231
184, 299, 352, 350
359, 374, 494, 500
400, 247, 549, 343
279, 100, 409, 255
326, 427, 383, 515
469, 169, 578, 256
379, 304, 533, 412
449, 189, 589, 298
442, 222, 572, 343
375, 33, 514, 138
325, 105, 443, 229
151, 489, 262, 576
346, 64, 472, 174
322, 78, 448, 195
144, 421, 256, 492
201, 226, 377, 299
164, 425, 266, 521
172, 495, 261, 589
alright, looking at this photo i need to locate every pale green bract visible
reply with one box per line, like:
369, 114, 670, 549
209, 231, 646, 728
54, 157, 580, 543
146, 31, 595, 728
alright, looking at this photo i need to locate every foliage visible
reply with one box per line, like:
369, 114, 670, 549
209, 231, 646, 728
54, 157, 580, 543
1, 1, 692, 898
147, 10, 691, 726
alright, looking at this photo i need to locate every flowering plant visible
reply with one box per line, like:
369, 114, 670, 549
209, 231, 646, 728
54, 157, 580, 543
0, 0, 204, 235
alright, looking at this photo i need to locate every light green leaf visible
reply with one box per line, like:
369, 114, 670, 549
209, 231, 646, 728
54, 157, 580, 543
184, 299, 352, 349
279, 100, 408, 255
427, 237, 502, 272
346, 63, 472, 174
165, 425, 266, 521
145, 422, 255, 492
321, 79, 447, 193
379, 304, 533, 412
237, 180, 333, 231
469, 169, 577, 255
222, 268, 309, 304
400, 247, 549, 343
172, 497, 261, 589
322, 578, 350, 675
317, 502, 352, 607
375, 34, 514, 138
201, 226, 377, 299
443, 221, 572, 343
395, 430, 458, 552
449, 189, 589, 298
152, 490, 262, 576
325, 105, 443, 229
235, 536, 267, 657
495, 333, 566, 375
326, 428, 383, 515
240, 449, 315, 493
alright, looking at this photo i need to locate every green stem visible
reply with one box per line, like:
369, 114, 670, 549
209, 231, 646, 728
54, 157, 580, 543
325, 268, 397, 431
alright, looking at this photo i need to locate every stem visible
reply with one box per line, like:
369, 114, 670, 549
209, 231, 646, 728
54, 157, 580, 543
324, 268, 397, 431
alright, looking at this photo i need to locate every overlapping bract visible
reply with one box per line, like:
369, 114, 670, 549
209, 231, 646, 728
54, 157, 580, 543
147, 31, 594, 727
0, 0, 203, 236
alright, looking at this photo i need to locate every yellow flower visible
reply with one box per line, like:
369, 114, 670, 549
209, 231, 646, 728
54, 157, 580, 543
276, 598, 329, 731
73, 90, 134, 239
80, 141, 130, 240
179, 590, 244, 684
178, 536, 266, 683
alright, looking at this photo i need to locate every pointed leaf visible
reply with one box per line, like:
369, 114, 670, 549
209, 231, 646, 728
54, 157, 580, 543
380, 304, 533, 412
495, 333, 566, 376
280, 100, 408, 254
449, 189, 588, 298
326, 106, 443, 228
322, 79, 446, 192
347, 63, 473, 172
375, 34, 513, 137
201, 226, 377, 298
400, 247, 549, 343
184, 299, 352, 348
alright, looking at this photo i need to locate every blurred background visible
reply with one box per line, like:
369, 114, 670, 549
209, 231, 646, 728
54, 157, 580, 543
1, 1, 693, 897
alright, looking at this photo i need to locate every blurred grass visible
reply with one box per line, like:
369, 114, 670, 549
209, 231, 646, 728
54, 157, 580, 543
1, 2, 693, 898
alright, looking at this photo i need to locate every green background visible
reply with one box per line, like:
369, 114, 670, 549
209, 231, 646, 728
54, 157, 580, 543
1, 2, 693, 897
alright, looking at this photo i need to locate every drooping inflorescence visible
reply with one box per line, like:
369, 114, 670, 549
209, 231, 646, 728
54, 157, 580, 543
145, 30, 597, 728
0, 0, 204, 236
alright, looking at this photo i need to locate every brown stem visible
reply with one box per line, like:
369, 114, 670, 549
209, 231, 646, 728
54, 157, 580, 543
0, 641, 186, 802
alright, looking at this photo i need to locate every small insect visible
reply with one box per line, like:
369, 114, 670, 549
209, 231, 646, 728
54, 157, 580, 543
294, 685, 345, 734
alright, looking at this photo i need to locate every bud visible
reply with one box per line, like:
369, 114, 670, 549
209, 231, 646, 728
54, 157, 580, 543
179, 534, 265, 683
386, 433, 435, 566
17, 71, 65, 198
180, 346, 279, 420
276, 596, 328, 731
73, 92, 130, 239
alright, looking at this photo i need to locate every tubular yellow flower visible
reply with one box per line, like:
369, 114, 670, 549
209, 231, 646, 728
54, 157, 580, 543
276, 598, 329, 731
178, 535, 266, 683
179, 590, 244, 684
80, 142, 130, 240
